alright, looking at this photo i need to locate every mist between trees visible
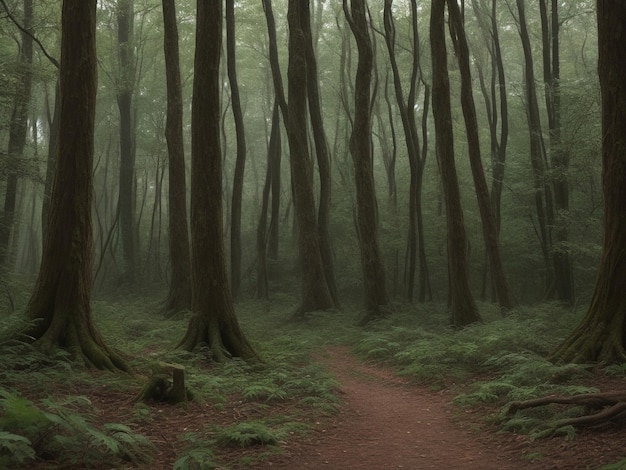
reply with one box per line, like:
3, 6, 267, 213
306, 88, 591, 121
2, 0, 624, 366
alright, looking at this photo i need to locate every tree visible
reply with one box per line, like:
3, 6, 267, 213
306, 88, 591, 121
226, 0, 247, 299
161, 0, 191, 316
20, 0, 128, 371
286, 0, 336, 317
430, 0, 481, 327
447, 0, 514, 311
0, 0, 33, 267
116, 0, 138, 284
302, 1, 340, 306
343, 0, 388, 323
177, 0, 256, 361
550, 0, 626, 364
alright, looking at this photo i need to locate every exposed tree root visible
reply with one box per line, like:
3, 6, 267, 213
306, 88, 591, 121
505, 391, 626, 436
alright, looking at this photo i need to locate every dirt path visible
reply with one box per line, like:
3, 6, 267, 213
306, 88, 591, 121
266, 346, 525, 469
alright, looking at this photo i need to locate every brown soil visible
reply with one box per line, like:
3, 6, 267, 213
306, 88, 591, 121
30, 345, 626, 469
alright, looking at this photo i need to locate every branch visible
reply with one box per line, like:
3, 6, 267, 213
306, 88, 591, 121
0, 0, 59, 69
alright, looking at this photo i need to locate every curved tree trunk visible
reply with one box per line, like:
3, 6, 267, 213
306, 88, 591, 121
226, 0, 247, 299
161, 0, 191, 316
344, 0, 388, 324
302, 3, 340, 307
550, 1, 626, 365
178, 0, 256, 361
430, 0, 480, 327
22, 0, 128, 372
286, 0, 335, 317
448, 0, 514, 312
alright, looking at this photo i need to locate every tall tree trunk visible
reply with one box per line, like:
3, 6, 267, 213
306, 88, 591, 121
286, 0, 335, 317
117, 0, 138, 284
178, 0, 256, 361
550, 0, 626, 364
448, 0, 514, 311
382, 0, 430, 302
540, 0, 574, 305
261, 0, 284, 261
226, 0, 247, 299
430, 0, 481, 327
21, 0, 128, 371
257, 101, 281, 300
1, 0, 33, 267
344, 0, 388, 324
516, 0, 555, 298
42, 81, 60, 241
302, 2, 340, 307
162, 0, 191, 316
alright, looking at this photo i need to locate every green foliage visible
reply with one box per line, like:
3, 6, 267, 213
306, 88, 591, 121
215, 421, 279, 448
0, 388, 153, 468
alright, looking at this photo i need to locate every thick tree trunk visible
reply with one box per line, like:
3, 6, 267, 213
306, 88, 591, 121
344, 0, 388, 324
226, 0, 247, 299
162, 0, 191, 316
286, 0, 335, 317
448, 0, 514, 312
550, 1, 626, 364
430, 0, 480, 327
178, 0, 256, 361
22, 0, 128, 371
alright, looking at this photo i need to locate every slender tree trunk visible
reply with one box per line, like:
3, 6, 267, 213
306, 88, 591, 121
430, 0, 480, 327
261, 0, 284, 261
286, 0, 335, 317
1, 0, 33, 267
302, 3, 340, 307
117, 0, 138, 284
516, 0, 555, 298
344, 0, 388, 324
226, 0, 247, 299
448, 0, 514, 311
161, 0, 191, 316
540, 0, 574, 305
21, 0, 128, 371
550, 1, 626, 364
257, 101, 281, 300
178, 0, 256, 361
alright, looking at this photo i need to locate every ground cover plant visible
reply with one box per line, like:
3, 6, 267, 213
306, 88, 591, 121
1, 293, 626, 468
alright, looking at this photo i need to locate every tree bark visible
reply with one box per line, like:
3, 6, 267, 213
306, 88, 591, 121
550, 0, 626, 365
226, 0, 247, 299
344, 0, 388, 324
430, 0, 481, 327
286, 0, 335, 317
116, 0, 138, 284
448, 0, 514, 312
516, 0, 555, 298
161, 0, 191, 316
302, 2, 340, 307
21, 0, 128, 371
178, 0, 256, 361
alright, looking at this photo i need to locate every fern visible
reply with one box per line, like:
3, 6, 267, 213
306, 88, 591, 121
215, 421, 279, 448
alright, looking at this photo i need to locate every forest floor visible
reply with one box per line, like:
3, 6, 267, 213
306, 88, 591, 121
78, 344, 626, 470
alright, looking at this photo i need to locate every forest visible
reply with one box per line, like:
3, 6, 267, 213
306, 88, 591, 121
0, 0, 625, 468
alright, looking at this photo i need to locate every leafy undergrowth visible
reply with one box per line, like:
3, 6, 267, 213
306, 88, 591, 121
1, 294, 625, 468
